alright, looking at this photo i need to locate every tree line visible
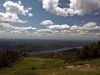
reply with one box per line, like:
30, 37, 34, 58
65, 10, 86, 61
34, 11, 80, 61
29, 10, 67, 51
0, 50, 22, 69
74, 41, 100, 60
36, 41, 100, 62
60, 40, 100, 61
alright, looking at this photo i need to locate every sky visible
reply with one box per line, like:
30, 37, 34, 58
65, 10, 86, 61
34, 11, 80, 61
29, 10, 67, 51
0, 0, 100, 40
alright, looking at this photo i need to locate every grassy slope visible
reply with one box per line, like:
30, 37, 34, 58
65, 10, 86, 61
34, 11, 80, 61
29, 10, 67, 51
0, 57, 100, 75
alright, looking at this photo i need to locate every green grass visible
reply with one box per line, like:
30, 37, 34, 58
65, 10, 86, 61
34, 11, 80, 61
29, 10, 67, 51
0, 57, 100, 75
71, 58, 100, 65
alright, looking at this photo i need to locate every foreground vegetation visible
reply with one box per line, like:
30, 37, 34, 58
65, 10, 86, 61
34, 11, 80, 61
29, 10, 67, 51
0, 50, 22, 69
0, 57, 100, 75
0, 41, 100, 75
38, 41, 100, 62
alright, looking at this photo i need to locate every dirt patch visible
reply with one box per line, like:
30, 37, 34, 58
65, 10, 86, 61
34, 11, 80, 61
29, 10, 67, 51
66, 64, 100, 72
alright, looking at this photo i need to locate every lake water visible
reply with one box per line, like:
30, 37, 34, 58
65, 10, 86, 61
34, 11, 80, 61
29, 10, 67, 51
25, 47, 81, 55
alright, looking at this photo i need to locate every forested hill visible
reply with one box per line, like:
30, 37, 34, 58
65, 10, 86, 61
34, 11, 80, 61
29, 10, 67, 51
0, 39, 95, 51
38, 41, 100, 62
75, 40, 100, 60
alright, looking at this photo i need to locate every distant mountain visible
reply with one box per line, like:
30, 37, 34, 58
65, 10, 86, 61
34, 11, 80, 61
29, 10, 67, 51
0, 39, 95, 52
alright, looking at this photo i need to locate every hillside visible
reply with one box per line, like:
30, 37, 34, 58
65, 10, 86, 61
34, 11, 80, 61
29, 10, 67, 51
35, 41, 100, 62
0, 57, 100, 75
0, 41, 100, 75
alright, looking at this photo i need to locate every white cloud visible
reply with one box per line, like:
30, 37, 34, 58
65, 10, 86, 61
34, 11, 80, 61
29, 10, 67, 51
70, 25, 79, 30
79, 22, 100, 31
0, 17, 100, 40
0, 0, 33, 24
70, 0, 100, 15
82, 22, 97, 28
42, 0, 69, 16
48, 24, 70, 30
0, 22, 37, 34
40, 20, 100, 35
0, 0, 35, 38
3, 1, 33, 16
42, 0, 100, 16
28, 7, 32, 11
36, 29, 53, 33
12, 26, 37, 33
0, 12, 26, 23
28, 13, 33, 17
40, 20, 54, 26
0, 23, 12, 31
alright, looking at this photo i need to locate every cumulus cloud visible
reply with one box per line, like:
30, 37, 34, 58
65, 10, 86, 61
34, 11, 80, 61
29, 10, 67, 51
0, 23, 12, 31
36, 29, 53, 33
0, 0, 38, 38
70, 25, 79, 30
0, 22, 37, 34
78, 22, 100, 34
12, 26, 39, 34
42, 0, 100, 16
3, 1, 33, 16
28, 13, 33, 17
0, 12, 26, 23
40, 20, 54, 26
13, 27, 37, 33
0, 0, 33, 24
40, 20, 100, 35
0, 20, 100, 40
48, 24, 70, 30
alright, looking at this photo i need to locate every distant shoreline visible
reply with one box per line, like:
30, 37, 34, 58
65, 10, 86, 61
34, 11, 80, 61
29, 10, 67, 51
25, 47, 81, 55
